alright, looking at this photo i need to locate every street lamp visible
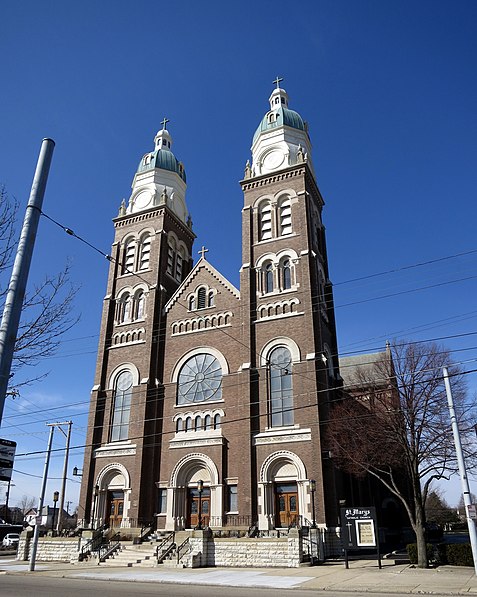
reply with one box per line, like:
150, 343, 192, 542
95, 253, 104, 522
72, 467, 83, 477
196, 479, 203, 530
92, 484, 99, 529
52, 491, 59, 534
310, 479, 317, 528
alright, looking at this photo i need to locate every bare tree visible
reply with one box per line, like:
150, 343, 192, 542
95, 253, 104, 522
0, 186, 79, 387
17, 494, 36, 515
328, 341, 474, 568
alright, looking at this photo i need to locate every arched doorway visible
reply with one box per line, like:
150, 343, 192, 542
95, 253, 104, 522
96, 463, 131, 528
168, 453, 221, 531
258, 450, 312, 530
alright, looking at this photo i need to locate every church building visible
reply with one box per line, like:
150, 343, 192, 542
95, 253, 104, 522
79, 81, 346, 533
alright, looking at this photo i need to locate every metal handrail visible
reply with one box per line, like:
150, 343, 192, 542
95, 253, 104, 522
155, 531, 175, 563
176, 537, 191, 564
138, 520, 155, 542
79, 524, 108, 560
98, 532, 121, 562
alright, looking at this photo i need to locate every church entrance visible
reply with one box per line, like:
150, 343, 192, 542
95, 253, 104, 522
187, 487, 210, 528
275, 483, 298, 528
108, 490, 124, 527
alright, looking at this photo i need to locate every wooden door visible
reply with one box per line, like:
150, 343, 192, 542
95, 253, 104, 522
108, 491, 124, 527
275, 483, 298, 528
188, 487, 210, 528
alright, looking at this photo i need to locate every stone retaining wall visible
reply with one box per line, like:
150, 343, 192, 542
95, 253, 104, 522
18, 534, 80, 563
187, 529, 302, 568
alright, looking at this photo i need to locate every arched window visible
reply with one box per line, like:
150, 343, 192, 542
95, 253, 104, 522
176, 418, 184, 433
189, 296, 196, 311
195, 415, 202, 431
208, 291, 215, 307
135, 290, 145, 320
264, 262, 274, 294
197, 287, 207, 309
269, 346, 294, 427
111, 370, 133, 441
177, 353, 223, 405
175, 247, 184, 282
123, 240, 135, 274
185, 417, 192, 431
282, 259, 292, 290
213, 413, 221, 429
117, 293, 131, 323
138, 234, 151, 270
259, 202, 272, 241
204, 414, 212, 430
279, 197, 292, 236
166, 238, 176, 275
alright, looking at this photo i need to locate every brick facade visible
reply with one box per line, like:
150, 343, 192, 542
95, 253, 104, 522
79, 86, 345, 534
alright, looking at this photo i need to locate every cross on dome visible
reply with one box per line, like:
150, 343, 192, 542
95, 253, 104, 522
273, 76, 284, 89
154, 118, 173, 151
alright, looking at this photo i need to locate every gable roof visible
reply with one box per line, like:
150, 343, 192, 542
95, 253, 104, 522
164, 257, 240, 314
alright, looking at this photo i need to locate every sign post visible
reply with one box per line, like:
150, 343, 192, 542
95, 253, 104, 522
341, 506, 381, 569
0, 439, 16, 482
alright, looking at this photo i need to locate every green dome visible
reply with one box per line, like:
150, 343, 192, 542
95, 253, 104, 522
137, 149, 186, 182
253, 106, 305, 144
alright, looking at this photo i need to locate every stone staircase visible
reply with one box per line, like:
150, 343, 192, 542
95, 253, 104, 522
100, 541, 158, 567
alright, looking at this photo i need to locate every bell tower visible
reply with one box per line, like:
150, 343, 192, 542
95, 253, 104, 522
240, 80, 341, 527
79, 121, 196, 528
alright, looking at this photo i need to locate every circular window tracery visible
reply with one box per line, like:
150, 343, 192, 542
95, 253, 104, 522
177, 354, 222, 404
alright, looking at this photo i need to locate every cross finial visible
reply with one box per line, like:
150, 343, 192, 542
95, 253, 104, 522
198, 246, 209, 260
160, 117, 170, 130
273, 76, 284, 89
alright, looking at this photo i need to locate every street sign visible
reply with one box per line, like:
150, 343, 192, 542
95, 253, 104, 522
467, 504, 477, 519
0, 439, 16, 482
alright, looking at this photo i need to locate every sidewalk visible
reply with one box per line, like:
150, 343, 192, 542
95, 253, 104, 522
1, 556, 477, 593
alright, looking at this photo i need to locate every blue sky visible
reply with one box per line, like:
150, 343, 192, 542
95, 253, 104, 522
1, 0, 476, 513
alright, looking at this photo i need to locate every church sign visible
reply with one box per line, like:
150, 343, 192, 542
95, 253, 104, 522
0, 438, 16, 482
340, 506, 381, 569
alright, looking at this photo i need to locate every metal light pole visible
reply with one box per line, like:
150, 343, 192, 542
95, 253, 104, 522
51, 491, 59, 534
443, 366, 477, 575
310, 479, 317, 528
0, 139, 55, 425
196, 480, 203, 530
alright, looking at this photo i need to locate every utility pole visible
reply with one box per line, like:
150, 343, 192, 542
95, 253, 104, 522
443, 366, 477, 575
29, 424, 55, 572
55, 421, 72, 533
0, 138, 55, 425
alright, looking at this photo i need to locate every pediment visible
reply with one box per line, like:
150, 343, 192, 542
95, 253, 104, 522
164, 258, 240, 314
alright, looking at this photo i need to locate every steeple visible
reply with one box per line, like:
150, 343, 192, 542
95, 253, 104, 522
250, 79, 315, 178
123, 119, 191, 227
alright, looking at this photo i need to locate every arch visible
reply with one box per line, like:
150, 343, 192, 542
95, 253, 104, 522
259, 450, 307, 483
171, 346, 229, 383
260, 337, 301, 367
108, 362, 140, 389
97, 462, 131, 491
170, 452, 220, 487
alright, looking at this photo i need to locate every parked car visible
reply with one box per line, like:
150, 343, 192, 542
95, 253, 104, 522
2, 533, 20, 548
